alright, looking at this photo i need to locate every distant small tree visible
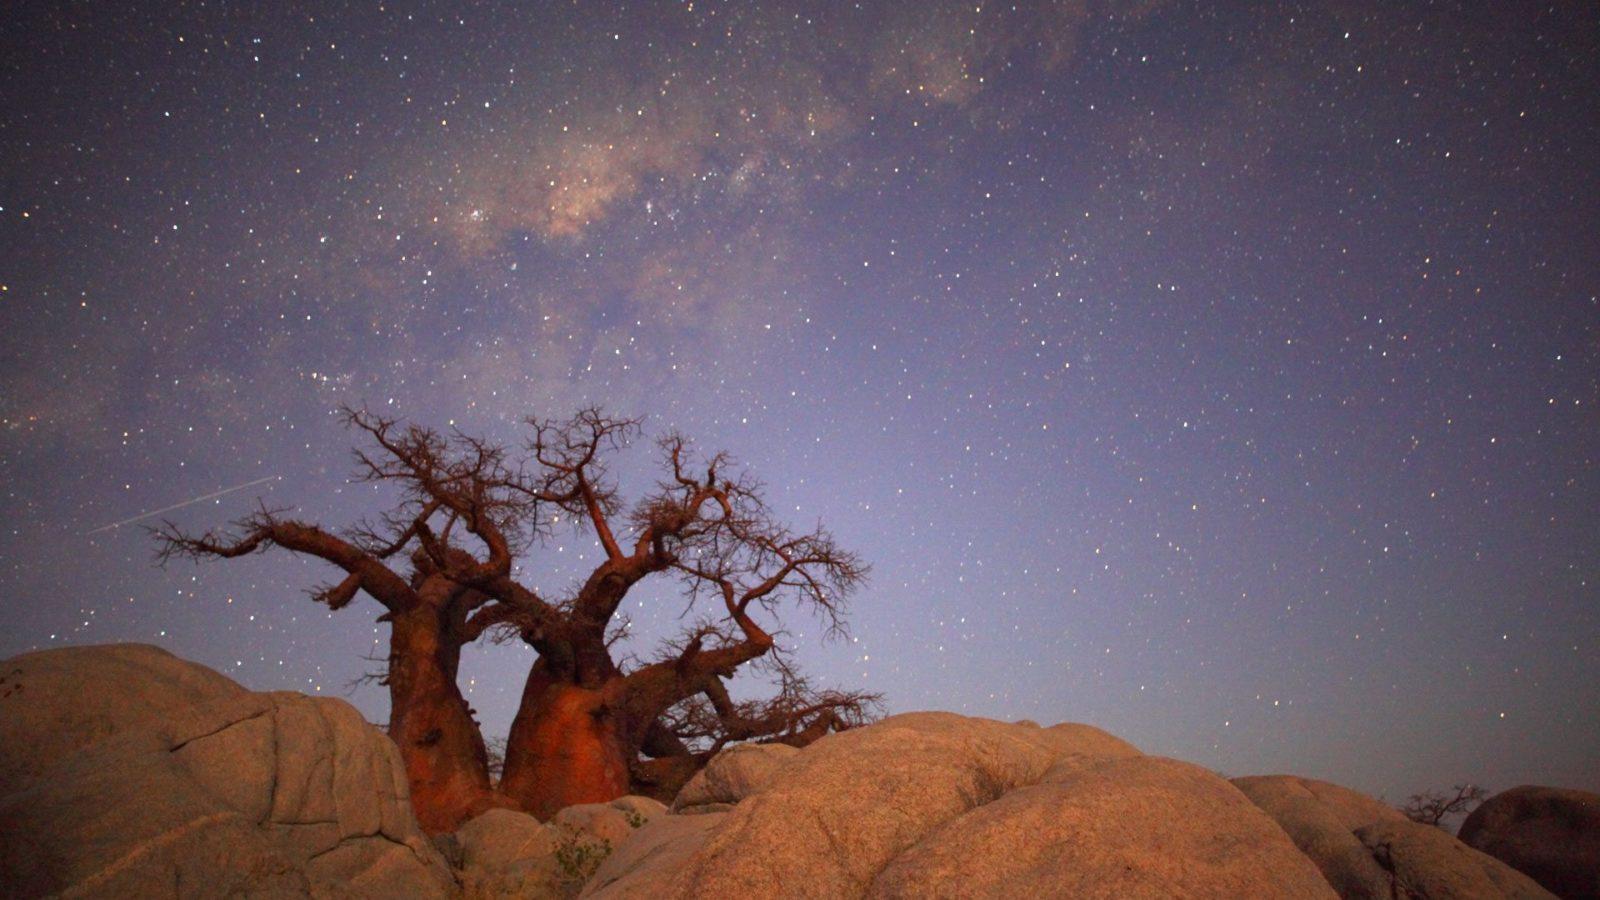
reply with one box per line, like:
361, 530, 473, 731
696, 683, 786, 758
1401, 783, 1487, 828
484, 735, 508, 784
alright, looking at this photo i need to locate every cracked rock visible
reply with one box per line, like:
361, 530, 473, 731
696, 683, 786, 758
0, 644, 454, 898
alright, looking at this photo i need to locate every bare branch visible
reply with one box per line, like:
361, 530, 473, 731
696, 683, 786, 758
1401, 783, 1488, 828
657, 665, 883, 757
153, 507, 416, 612
524, 408, 641, 560
312, 572, 363, 611
340, 404, 554, 583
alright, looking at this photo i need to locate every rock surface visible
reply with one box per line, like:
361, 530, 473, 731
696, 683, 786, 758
583, 813, 727, 898
552, 797, 665, 848
1459, 785, 1600, 899
586, 712, 1332, 898
1232, 775, 1409, 898
0, 643, 454, 898
670, 742, 798, 813
1234, 774, 1555, 899
1355, 818, 1553, 899
455, 808, 561, 897
0, 641, 248, 796
872, 755, 1337, 898
455, 797, 666, 898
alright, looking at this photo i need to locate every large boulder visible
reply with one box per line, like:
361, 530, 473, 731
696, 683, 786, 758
1234, 774, 1554, 899
872, 755, 1338, 898
455, 797, 666, 898
670, 742, 799, 813
0, 641, 249, 796
1459, 785, 1600, 899
1355, 818, 1554, 898
0, 643, 454, 898
1232, 775, 1409, 898
553, 797, 665, 848
583, 813, 727, 898
456, 808, 562, 897
584, 711, 1332, 898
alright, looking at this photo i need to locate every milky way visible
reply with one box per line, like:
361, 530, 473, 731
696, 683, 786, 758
2, 2, 1597, 804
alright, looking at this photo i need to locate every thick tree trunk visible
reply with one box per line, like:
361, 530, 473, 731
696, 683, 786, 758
387, 605, 498, 833
500, 666, 632, 819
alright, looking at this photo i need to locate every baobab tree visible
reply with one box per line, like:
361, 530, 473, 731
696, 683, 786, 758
156, 406, 874, 829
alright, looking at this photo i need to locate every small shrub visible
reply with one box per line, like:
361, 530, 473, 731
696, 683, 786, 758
552, 826, 612, 889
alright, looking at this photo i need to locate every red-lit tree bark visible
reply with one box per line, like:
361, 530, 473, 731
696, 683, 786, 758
157, 406, 870, 827
157, 514, 508, 833
488, 416, 870, 817
156, 409, 548, 832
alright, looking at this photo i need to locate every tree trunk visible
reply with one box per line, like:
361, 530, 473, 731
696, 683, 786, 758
500, 665, 632, 819
387, 604, 498, 832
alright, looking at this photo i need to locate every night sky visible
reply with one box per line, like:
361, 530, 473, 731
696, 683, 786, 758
3, 2, 1597, 806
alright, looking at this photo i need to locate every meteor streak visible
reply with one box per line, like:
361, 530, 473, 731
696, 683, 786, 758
87, 475, 282, 535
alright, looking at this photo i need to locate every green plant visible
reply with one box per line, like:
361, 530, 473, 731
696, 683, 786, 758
552, 827, 612, 889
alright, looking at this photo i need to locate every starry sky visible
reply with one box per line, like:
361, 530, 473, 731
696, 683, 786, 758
2, 1, 1597, 806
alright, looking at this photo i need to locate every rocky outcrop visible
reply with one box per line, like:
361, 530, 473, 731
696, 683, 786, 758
453, 796, 666, 898
584, 712, 1334, 898
0, 641, 249, 796
872, 755, 1337, 898
552, 797, 664, 847
1355, 818, 1554, 899
581, 813, 726, 898
455, 808, 561, 897
670, 742, 798, 814
0, 643, 454, 898
4, 644, 1584, 899
1459, 785, 1600, 899
1233, 774, 1554, 899
1231, 775, 1410, 898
